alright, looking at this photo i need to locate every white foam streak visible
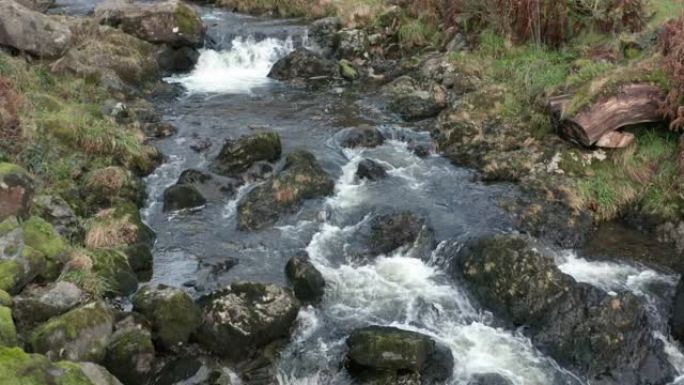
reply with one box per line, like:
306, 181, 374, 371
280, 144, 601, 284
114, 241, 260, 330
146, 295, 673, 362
166, 36, 294, 94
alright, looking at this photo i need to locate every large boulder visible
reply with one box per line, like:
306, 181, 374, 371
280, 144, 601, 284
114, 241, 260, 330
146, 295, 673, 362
162, 184, 206, 212
95, 0, 205, 48
211, 132, 282, 177
132, 284, 201, 350
0, 163, 34, 222
12, 281, 84, 330
368, 212, 434, 257
450, 234, 676, 385
285, 252, 325, 303
51, 25, 159, 91
32, 195, 83, 243
0, 217, 47, 294
339, 126, 385, 149
0, 0, 72, 58
382, 76, 447, 121
346, 326, 453, 384
29, 301, 114, 362
237, 150, 334, 231
104, 316, 155, 385
268, 48, 338, 81
90, 249, 139, 297
0, 346, 123, 385
21, 215, 69, 280
196, 283, 300, 358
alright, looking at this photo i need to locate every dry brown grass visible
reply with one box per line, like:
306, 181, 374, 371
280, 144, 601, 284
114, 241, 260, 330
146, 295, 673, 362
84, 209, 139, 249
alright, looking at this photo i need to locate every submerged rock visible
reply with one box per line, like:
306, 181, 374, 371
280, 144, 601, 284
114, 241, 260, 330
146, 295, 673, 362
346, 326, 453, 384
356, 159, 387, 181
451, 234, 676, 385
0, 163, 34, 222
268, 48, 338, 80
339, 126, 385, 149
0, 0, 72, 58
95, 0, 206, 48
285, 252, 325, 303
238, 150, 334, 231
132, 284, 201, 350
29, 301, 114, 362
368, 212, 433, 257
162, 184, 206, 212
211, 132, 282, 177
382, 76, 447, 121
196, 282, 300, 358
467, 373, 514, 385
12, 281, 84, 330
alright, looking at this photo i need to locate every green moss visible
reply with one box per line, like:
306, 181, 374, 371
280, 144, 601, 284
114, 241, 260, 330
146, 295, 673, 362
89, 249, 138, 297
0, 217, 19, 237
22, 216, 67, 260
339, 59, 359, 81
0, 260, 23, 294
0, 347, 55, 385
0, 290, 11, 307
0, 162, 24, 177
132, 286, 200, 349
0, 306, 17, 347
175, 3, 203, 35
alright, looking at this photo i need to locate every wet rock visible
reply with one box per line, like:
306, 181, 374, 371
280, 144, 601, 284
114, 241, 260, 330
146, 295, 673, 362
32, 195, 83, 243
356, 159, 387, 181
163, 184, 207, 212
90, 249, 139, 297
0, 346, 124, 385
286, 252, 325, 303
268, 48, 338, 81
83, 166, 145, 212
0, 0, 72, 58
368, 212, 433, 256
211, 132, 281, 177
346, 326, 453, 384
382, 76, 447, 121
340, 126, 385, 149
237, 150, 334, 231
95, 0, 206, 48
336, 29, 368, 59
12, 281, 84, 330
0, 305, 17, 346
467, 373, 513, 385
123, 243, 152, 281
410, 144, 431, 158
29, 301, 114, 362
451, 234, 676, 385
0, 163, 34, 222
157, 45, 200, 74
196, 282, 300, 358
0, 217, 47, 294
144, 121, 177, 139
309, 16, 341, 57
132, 284, 201, 350
104, 316, 155, 385
51, 25, 158, 91
152, 356, 202, 385
339, 59, 359, 81
85, 203, 156, 250
671, 278, 684, 342
190, 137, 212, 153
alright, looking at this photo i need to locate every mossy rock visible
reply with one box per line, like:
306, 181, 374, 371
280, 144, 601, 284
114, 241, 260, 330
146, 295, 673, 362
12, 282, 85, 330
0, 162, 34, 222
83, 166, 145, 213
90, 249, 139, 297
0, 218, 48, 294
211, 132, 282, 177
0, 306, 17, 347
0, 290, 11, 307
0, 260, 24, 294
21, 216, 68, 280
104, 323, 155, 385
132, 284, 200, 350
29, 301, 114, 362
122, 243, 153, 281
339, 59, 359, 81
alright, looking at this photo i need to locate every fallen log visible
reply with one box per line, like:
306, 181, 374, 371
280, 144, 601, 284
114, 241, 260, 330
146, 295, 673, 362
549, 84, 666, 147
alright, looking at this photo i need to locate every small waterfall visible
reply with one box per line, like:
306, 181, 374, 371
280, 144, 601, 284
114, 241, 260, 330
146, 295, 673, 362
166, 36, 295, 94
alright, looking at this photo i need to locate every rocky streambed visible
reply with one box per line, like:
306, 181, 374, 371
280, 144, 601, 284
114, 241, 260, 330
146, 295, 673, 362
3, 1, 684, 385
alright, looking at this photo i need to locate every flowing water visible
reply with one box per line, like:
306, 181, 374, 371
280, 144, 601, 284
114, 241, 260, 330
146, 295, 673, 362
47, 2, 684, 384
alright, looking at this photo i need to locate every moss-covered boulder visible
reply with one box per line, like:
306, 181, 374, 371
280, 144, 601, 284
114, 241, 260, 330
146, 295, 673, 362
51, 24, 159, 91
104, 317, 155, 385
85, 203, 155, 250
268, 48, 338, 81
382, 76, 448, 121
90, 249, 138, 297
346, 326, 453, 384
95, 0, 205, 48
450, 234, 676, 385
0, 217, 48, 294
0, 346, 124, 385
0, 305, 17, 347
238, 150, 334, 231
211, 132, 282, 177
29, 301, 114, 362
0, 163, 34, 222
0, 290, 11, 307
162, 184, 206, 212
0, 0, 72, 58
196, 283, 300, 358
83, 166, 145, 212
22, 216, 68, 280
32, 195, 84, 243
285, 252, 325, 303
13, 281, 84, 330
132, 284, 200, 350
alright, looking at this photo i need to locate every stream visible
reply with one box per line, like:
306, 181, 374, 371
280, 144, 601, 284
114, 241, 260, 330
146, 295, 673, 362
48, 2, 684, 384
